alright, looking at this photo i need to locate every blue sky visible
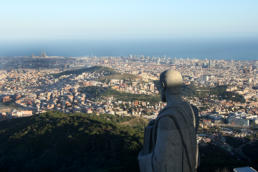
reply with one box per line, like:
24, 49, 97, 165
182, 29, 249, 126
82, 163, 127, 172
0, 0, 258, 40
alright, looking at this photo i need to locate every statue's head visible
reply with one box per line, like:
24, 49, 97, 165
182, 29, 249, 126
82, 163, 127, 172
159, 69, 183, 102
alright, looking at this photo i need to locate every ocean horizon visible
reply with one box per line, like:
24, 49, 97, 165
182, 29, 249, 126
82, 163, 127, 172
0, 38, 257, 60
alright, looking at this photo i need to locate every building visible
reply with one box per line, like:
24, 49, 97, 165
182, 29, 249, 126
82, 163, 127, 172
233, 167, 257, 172
11, 110, 33, 117
228, 116, 250, 127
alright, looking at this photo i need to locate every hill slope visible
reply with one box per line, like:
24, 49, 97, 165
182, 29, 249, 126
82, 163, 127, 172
0, 112, 143, 172
52, 65, 137, 81
0, 112, 256, 172
53, 66, 117, 78
78, 86, 160, 104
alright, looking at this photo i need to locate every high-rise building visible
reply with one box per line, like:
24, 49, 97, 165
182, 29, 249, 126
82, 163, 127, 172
41, 49, 47, 58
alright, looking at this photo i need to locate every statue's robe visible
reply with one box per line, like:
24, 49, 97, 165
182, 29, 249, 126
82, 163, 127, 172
152, 97, 199, 172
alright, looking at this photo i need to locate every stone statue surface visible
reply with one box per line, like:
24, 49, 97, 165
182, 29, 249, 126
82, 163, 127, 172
138, 69, 199, 172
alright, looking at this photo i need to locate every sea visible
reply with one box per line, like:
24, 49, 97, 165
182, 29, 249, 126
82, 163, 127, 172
0, 38, 258, 60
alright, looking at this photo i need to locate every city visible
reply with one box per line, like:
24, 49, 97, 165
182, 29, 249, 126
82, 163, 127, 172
0, 55, 257, 158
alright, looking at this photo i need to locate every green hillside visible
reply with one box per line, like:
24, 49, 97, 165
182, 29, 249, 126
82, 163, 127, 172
99, 73, 137, 82
53, 66, 117, 78
179, 85, 245, 103
0, 112, 256, 172
0, 112, 144, 172
78, 86, 160, 104
52, 66, 137, 82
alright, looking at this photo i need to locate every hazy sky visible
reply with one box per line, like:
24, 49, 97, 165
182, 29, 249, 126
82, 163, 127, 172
1, 0, 258, 40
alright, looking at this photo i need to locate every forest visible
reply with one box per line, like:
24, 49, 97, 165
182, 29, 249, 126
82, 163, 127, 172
0, 112, 256, 172
79, 86, 161, 104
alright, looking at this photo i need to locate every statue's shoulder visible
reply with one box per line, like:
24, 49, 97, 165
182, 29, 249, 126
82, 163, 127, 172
159, 103, 186, 116
158, 114, 177, 130
159, 102, 193, 120
157, 106, 180, 130
159, 106, 177, 117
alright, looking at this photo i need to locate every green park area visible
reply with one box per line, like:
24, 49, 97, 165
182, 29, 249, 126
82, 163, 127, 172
79, 86, 161, 104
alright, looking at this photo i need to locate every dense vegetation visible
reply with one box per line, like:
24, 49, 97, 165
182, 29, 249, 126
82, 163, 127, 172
0, 112, 256, 172
53, 66, 117, 78
224, 136, 249, 148
79, 86, 161, 104
182, 85, 245, 103
199, 144, 246, 172
210, 86, 245, 103
0, 112, 144, 172
52, 66, 137, 82
242, 140, 258, 164
99, 73, 137, 82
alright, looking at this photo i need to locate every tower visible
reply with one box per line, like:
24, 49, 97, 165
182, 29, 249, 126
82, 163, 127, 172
41, 49, 47, 58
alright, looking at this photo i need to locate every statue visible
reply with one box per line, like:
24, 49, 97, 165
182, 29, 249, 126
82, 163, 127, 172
138, 69, 199, 172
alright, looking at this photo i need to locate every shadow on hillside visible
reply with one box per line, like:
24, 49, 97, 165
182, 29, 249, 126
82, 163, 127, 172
0, 114, 257, 172
0, 115, 141, 172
